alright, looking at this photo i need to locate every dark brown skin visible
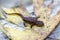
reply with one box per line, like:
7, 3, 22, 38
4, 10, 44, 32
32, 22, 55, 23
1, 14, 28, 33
2, 9, 44, 27
8, 13, 44, 27
19, 14, 44, 27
